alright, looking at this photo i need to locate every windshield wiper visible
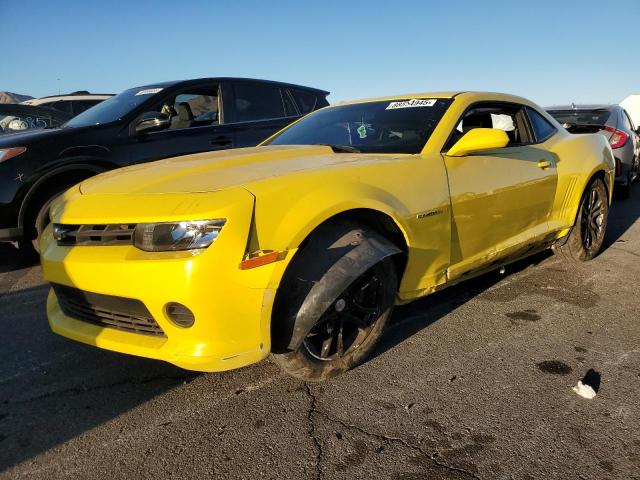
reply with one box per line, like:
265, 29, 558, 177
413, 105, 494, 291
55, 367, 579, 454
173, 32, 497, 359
318, 143, 361, 153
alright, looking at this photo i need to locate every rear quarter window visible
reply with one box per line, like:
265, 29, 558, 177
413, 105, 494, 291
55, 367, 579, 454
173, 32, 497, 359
290, 89, 318, 114
232, 84, 286, 122
527, 108, 557, 142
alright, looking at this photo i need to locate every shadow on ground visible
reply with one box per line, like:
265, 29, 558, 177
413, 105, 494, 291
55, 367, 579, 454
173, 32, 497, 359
602, 185, 640, 249
376, 250, 552, 360
0, 243, 38, 274
0, 284, 199, 472
377, 185, 640, 359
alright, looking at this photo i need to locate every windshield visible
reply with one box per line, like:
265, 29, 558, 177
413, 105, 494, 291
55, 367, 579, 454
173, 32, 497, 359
267, 98, 453, 154
547, 109, 611, 126
64, 86, 165, 128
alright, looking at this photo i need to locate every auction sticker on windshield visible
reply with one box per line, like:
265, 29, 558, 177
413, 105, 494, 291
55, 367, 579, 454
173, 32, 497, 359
386, 99, 437, 110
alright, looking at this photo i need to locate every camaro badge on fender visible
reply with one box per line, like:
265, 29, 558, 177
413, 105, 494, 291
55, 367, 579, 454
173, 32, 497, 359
417, 209, 443, 219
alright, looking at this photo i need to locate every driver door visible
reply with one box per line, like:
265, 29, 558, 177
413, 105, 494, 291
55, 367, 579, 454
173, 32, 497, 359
444, 102, 558, 281
126, 82, 236, 165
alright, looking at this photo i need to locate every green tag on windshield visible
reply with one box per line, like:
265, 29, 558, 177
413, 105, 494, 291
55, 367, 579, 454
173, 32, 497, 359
357, 124, 367, 139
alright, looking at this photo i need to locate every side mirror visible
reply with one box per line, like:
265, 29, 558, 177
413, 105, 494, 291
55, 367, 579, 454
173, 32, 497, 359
446, 128, 510, 157
134, 111, 170, 135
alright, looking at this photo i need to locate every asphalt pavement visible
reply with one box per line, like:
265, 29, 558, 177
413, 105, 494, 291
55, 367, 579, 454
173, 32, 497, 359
1, 189, 639, 479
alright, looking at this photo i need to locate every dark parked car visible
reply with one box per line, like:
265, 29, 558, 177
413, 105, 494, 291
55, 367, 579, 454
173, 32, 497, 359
0, 104, 72, 135
547, 104, 640, 198
0, 77, 329, 251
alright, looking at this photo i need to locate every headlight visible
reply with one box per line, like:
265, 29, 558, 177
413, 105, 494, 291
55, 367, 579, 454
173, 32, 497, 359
134, 219, 226, 252
0, 147, 26, 163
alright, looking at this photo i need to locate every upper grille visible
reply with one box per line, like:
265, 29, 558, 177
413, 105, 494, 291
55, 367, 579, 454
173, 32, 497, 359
54, 223, 136, 246
52, 284, 166, 337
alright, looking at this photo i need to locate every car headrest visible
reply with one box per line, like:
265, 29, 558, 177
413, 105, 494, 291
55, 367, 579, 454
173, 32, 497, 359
177, 102, 194, 121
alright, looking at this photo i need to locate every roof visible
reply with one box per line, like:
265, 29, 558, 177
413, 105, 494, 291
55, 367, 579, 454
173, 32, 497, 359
26, 93, 114, 101
545, 104, 618, 111
129, 77, 330, 95
335, 91, 538, 107
335, 91, 462, 106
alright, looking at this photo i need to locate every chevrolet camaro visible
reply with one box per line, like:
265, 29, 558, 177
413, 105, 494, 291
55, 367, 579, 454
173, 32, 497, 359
40, 92, 615, 381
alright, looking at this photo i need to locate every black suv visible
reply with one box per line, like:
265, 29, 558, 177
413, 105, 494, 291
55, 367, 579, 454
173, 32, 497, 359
0, 77, 329, 250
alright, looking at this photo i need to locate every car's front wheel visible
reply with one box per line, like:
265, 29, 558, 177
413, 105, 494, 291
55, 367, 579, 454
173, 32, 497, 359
272, 254, 397, 382
554, 178, 609, 262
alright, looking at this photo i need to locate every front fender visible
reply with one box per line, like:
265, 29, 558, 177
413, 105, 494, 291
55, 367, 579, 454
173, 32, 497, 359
255, 180, 413, 251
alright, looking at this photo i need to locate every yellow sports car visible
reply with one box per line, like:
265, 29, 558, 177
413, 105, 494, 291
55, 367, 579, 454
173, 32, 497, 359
41, 92, 614, 380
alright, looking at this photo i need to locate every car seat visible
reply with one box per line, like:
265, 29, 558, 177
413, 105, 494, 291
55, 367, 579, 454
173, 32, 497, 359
171, 102, 194, 129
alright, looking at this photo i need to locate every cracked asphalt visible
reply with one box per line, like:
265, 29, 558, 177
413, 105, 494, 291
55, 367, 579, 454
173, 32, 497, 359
1, 188, 640, 479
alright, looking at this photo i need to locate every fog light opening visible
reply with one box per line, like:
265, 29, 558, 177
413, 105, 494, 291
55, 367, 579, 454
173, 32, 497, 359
165, 302, 195, 328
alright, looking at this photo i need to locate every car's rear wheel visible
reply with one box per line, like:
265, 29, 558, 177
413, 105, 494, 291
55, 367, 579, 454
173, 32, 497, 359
554, 178, 609, 262
272, 258, 397, 382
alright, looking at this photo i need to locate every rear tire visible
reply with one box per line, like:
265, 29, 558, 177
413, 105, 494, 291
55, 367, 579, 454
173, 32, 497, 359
272, 258, 397, 382
555, 178, 609, 262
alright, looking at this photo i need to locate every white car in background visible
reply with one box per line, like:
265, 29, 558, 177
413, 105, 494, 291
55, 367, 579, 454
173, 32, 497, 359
22, 91, 113, 117
620, 95, 640, 130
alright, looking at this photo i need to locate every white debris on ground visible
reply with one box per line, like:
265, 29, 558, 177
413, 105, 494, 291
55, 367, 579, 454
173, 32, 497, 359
573, 381, 597, 399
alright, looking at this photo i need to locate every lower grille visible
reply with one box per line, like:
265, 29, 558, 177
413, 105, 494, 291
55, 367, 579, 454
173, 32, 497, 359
52, 284, 165, 337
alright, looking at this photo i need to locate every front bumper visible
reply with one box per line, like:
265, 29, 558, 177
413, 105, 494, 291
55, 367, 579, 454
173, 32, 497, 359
41, 189, 293, 372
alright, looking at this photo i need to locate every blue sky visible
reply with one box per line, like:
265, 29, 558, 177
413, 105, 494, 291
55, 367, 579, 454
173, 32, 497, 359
2, 0, 638, 106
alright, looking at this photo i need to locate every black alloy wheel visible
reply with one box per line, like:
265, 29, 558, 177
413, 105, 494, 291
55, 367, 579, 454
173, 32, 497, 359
555, 178, 609, 262
302, 271, 384, 361
580, 185, 606, 253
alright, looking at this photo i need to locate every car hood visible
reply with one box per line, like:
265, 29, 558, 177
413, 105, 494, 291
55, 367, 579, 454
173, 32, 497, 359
0, 127, 64, 146
0, 124, 95, 147
79, 145, 400, 195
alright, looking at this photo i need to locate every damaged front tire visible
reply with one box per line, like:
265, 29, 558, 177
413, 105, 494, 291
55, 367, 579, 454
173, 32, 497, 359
271, 222, 399, 381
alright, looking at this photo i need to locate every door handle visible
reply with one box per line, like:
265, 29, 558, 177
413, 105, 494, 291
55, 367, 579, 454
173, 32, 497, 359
537, 160, 551, 169
210, 136, 233, 147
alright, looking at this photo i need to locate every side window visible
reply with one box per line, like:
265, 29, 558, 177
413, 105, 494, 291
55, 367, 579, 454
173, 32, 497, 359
44, 101, 73, 115
447, 103, 532, 150
290, 89, 317, 114
72, 100, 100, 116
0, 112, 55, 133
526, 107, 557, 142
158, 86, 219, 130
232, 84, 285, 122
